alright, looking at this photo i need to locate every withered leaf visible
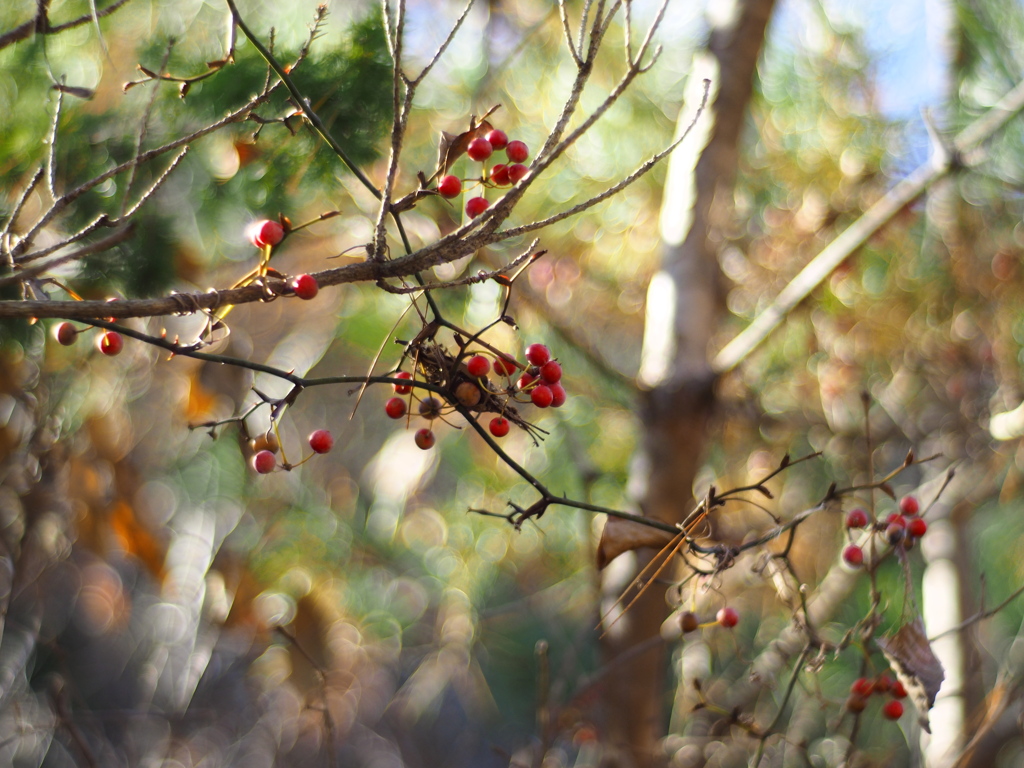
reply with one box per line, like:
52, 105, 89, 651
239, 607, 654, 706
431, 105, 502, 180
877, 617, 944, 733
433, 121, 494, 179
596, 517, 678, 570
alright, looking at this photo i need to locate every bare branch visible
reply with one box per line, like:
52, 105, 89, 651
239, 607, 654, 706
498, 80, 710, 240
11, 93, 271, 262
0, 0, 132, 52
1, 167, 44, 255
376, 241, 542, 294
45, 87, 63, 200
712, 75, 1024, 374
409, 0, 476, 85
226, 0, 380, 200
373, 0, 408, 261
121, 39, 175, 216
558, 0, 582, 67
119, 147, 189, 220
0, 226, 134, 289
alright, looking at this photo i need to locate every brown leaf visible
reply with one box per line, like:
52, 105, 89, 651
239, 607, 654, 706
429, 105, 504, 180
877, 617, 945, 733
433, 121, 493, 179
596, 517, 677, 570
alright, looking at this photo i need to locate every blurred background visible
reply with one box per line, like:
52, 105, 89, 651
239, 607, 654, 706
2, 0, 1024, 766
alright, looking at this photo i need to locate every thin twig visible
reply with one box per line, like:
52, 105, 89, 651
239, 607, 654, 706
0, 0, 132, 51
11, 91, 273, 262
558, 0, 581, 66
121, 39, 175, 216
0, 227, 134, 289
929, 581, 1024, 642
46, 87, 63, 200
409, 0, 476, 85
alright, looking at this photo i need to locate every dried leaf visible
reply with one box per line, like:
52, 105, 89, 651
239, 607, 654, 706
596, 517, 677, 570
877, 617, 945, 733
433, 120, 494, 178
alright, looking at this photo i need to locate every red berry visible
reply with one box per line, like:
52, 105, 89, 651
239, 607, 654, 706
525, 343, 551, 366
507, 163, 528, 184
885, 513, 907, 528
252, 450, 276, 474
493, 357, 517, 376
414, 428, 436, 450
467, 137, 493, 162
54, 322, 78, 346
490, 163, 511, 186
899, 496, 920, 516
385, 397, 407, 419
393, 371, 413, 394
716, 606, 739, 628
842, 544, 864, 567
485, 129, 508, 150
438, 175, 461, 198
875, 674, 893, 694
98, 331, 123, 356
891, 680, 908, 699
418, 397, 443, 419
466, 197, 489, 217
539, 360, 562, 384
907, 517, 927, 538
549, 382, 567, 408
467, 355, 491, 377
251, 432, 280, 454
851, 678, 874, 697
308, 429, 333, 454
886, 524, 906, 546
489, 417, 510, 437
454, 381, 482, 407
531, 384, 554, 408
846, 694, 868, 713
882, 700, 904, 720
506, 140, 528, 163
292, 274, 319, 300
846, 508, 869, 529
679, 611, 700, 633
517, 372, 536, 390
249, 219, 284, 247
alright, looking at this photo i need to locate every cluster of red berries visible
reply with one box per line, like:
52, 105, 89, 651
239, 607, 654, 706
249, 218, 320, 301
251, 428, 334, 474
384, 341, 566, 450
436, 128, 531, 219
53, 322, 124, 356
677, 606, 740, 633
842, 495, 927, 567
846, 672, 907, 720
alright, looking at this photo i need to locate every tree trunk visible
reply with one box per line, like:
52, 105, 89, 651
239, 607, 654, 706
600, 1, 777, 765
